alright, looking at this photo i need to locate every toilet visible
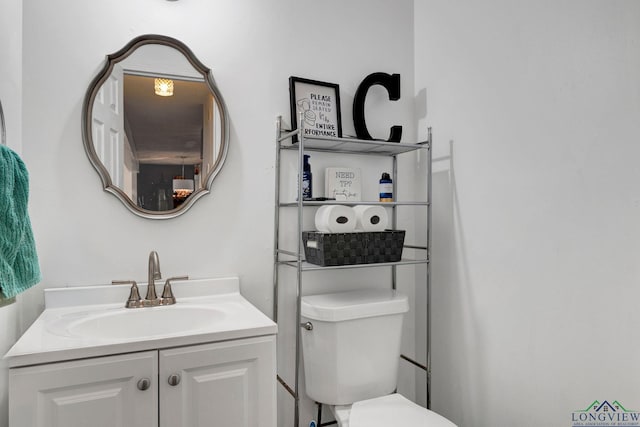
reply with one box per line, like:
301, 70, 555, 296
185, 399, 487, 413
301, 289, 456, 427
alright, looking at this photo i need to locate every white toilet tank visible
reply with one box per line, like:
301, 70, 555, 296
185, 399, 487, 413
300, 289, 409, 405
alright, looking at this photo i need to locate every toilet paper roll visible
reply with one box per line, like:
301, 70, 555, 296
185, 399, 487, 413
315, 205, 356, 233
353, 205, 388, 232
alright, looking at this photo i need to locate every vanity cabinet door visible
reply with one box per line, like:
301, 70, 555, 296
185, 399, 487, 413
159, 335, 276, 427
9, 351, 158, 427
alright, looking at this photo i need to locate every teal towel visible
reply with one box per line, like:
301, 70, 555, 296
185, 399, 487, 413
0, 145, 41, 299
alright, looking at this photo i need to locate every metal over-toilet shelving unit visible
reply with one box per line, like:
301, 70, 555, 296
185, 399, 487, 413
273, 114, 432, 427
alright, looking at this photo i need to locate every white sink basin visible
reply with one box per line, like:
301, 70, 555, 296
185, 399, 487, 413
49, 305, 225, 340
5, 277, 278, 368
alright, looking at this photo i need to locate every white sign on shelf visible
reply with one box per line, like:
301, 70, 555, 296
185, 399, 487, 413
325, 167, 362, 201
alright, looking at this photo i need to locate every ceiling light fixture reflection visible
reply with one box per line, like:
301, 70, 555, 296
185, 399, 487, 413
172, 178, 194, 193
154, 78, 174, 96
173, 157, 194, 198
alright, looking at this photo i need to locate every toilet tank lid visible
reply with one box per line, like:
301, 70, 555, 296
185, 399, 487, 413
301, 289, 409, 322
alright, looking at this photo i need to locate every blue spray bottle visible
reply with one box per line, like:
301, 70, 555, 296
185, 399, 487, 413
379, 172, 393, 202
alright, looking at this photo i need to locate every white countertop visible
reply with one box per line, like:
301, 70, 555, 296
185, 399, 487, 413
5, 277, 277, 368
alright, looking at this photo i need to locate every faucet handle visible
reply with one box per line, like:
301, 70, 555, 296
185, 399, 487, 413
160, 276, 189, 305
112, 280, 142, 308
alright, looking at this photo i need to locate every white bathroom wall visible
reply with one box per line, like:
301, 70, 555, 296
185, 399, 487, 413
0, 0, 22, 154
416, 1, 640, 425
0, 0, 22, 425
16, 1, 417, 427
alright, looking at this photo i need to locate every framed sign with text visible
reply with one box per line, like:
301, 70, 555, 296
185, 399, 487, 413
289, 76, 342, 142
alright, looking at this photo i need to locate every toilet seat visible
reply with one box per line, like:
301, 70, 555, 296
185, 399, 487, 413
334, 393, 456, 427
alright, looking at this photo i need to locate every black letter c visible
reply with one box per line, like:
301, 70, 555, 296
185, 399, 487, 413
353, 73, 402, 142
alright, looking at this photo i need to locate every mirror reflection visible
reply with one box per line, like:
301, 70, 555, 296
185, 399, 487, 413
83, 35, 228, 219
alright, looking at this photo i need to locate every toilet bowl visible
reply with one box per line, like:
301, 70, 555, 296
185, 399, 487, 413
300, 289, 457, 427
331, 393, 456, 427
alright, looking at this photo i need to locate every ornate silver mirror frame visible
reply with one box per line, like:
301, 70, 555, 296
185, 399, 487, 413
82, 34, 229, 219
0, 99, 6, 146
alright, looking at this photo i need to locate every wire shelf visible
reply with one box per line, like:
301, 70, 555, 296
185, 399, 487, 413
279, 131, 429, 156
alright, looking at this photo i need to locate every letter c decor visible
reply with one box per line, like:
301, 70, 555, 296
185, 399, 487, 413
352, 72, 402, 142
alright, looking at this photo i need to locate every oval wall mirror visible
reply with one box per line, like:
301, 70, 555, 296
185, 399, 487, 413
82, 34, 229, 219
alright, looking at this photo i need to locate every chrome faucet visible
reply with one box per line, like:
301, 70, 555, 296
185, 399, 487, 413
146, 250, 162, 305
113, 251, 188, 308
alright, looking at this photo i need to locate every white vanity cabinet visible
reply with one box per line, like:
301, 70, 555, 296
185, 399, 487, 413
5, 278, 278, 427
9, 335, 276, 427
